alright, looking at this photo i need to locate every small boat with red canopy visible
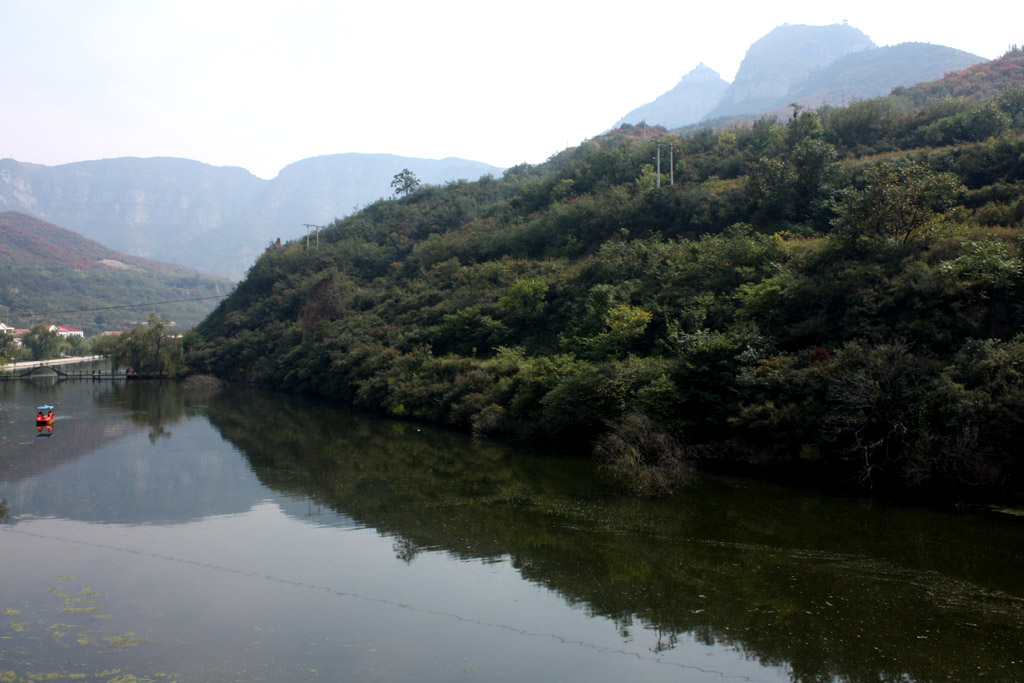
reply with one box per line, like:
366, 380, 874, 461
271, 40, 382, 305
36, 405, 54, 426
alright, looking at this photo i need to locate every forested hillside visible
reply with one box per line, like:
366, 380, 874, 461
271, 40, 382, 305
188, 50, 1024, 504
0, 212, 232, 333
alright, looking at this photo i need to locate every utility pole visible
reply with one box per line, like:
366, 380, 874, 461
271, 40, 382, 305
656, 144, 661, 187
302, 224, 326, 250
655, 143, 675, 187
670, 143, 675, 186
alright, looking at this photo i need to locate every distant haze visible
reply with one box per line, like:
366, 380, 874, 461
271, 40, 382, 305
0, 154, 502, 280
0, 15, 1006, 280
2, 1, 1018, 179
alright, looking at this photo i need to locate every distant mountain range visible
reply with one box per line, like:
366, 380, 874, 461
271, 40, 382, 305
614, 64, 730, 130
0, 154, 502, 280
0, 23, 993, 284
614, 23, 986, 129
0, 211, 233, 333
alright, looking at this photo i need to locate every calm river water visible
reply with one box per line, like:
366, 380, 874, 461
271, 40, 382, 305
1, 376, 1023, 682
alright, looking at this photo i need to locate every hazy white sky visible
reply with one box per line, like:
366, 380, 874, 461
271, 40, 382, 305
1, 0, 1019, 179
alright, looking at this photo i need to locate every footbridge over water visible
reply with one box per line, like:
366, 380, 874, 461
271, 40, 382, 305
19, 364, 71, 378
0, 355, 156, 381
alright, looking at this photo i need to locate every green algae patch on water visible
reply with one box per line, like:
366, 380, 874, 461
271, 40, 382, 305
60, 606, 98, 614
47, 584, 107, 616
103, 633, 151, 649
46, 625, 68, 644
0, 579, 173, 682
75, 629, 100, 647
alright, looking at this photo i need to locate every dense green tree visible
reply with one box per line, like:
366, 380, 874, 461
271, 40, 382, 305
20, 324, 62, 361
786, 109, 824, 148
833, 160, 963, 244
747, 156, 798, 224
998, 84, 1024, 128
790, 138, 841, 223
0, 332, 18, 365
822, 98, 896, 151
918, 102, 1011, 145
391, 168, 421, 197
497, 278, 549, 321
102, 314, 184, 374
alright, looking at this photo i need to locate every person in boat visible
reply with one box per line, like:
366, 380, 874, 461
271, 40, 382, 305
47, 410, 53, 421
37, 411, 44, 421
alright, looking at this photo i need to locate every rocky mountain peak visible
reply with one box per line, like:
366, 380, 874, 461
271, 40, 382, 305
613, 63, 730, 130
704, 23, 876, 119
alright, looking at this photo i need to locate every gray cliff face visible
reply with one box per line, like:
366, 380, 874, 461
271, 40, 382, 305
0, 157, 263, 269
614, 64, 730, 129
0, 154, 502, 280
611, 23, 983, 132
704, 23, 877, 120
0, 163, 43, 214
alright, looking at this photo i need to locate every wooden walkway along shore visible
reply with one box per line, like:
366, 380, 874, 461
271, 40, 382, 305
0, 370, 169, 381
0, 367, 169, 381
0, 356, 169, 381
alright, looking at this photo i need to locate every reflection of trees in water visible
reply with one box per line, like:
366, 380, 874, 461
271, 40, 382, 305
0, 498, 9, 523
92, 380, 201, 441
206, 387, 1024, 683
2, 381, 269, 526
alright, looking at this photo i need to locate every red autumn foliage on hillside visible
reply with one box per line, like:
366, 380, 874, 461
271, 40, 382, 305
893, 55, 1024, 105
0, 211, 189, 273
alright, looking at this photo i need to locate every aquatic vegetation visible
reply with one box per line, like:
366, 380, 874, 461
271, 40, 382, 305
0, 578, 165, 682
103, 633, 151, 649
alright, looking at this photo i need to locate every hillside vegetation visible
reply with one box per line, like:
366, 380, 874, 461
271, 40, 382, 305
0, 212, 232, 334
188, 51, 1024, 504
